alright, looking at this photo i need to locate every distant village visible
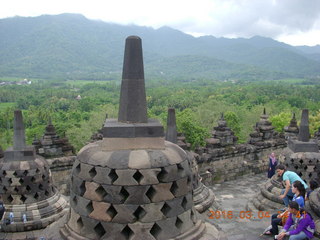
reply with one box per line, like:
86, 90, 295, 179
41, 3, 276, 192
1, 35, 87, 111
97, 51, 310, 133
0, 78, 32, 86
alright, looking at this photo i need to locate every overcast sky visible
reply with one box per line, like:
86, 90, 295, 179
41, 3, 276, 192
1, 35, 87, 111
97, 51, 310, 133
1, 0, 320, 46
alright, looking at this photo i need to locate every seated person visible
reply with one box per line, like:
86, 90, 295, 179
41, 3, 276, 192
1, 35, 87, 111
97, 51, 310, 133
306, 179, 318, 201
265, 180, 305, 236
277, 201, 315, 240
276, 165, 308, 207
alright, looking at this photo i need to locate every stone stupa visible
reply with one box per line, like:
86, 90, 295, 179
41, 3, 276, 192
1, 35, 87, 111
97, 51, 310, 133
283, 113, 299, 140
32, 119, 74, 158
0, 110, 68, 238
165, 108, 218, 213
60, 36, 221, 240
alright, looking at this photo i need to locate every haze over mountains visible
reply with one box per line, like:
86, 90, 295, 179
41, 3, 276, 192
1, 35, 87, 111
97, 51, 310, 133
1, 13, 320, 81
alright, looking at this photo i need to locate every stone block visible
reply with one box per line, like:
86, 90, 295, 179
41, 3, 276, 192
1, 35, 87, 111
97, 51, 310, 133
128, 150, 151, 169
123, 185, 151, 204
89, 201, 113, 222
139, 168, 161, 185
93, 166, 112, 184
113, 169, 139, 185
148, 183, 174, 202
139, 202, 165, 222
112, 204, 138, 223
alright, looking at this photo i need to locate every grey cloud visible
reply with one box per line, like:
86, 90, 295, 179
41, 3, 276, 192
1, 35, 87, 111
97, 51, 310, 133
175, 0, 320, 39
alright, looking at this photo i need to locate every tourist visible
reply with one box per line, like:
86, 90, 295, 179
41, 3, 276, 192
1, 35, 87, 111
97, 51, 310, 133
268, 152, 278, 178
265, 180, 306, 236
276, 164, 308, 207
306, 179, 319, 201
276, 201, 315, 240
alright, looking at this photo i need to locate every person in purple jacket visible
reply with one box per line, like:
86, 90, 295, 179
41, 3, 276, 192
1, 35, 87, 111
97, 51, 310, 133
277, 201, 315, 240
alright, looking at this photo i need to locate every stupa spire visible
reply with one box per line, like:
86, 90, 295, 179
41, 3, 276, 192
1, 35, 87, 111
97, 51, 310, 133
298, 109, 310, 142
118, 36, 147, 123
166, 108, 177, 143
13, 110, 26, 150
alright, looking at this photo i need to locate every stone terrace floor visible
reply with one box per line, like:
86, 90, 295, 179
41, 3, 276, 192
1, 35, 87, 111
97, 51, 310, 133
206, 172, 320, 240
2, 173, 319, 240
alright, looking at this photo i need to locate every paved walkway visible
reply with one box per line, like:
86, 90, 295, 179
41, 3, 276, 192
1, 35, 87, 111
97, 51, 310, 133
207, 172, 319, 240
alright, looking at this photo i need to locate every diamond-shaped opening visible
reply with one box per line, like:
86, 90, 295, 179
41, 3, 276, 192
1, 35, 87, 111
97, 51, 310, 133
170, 181, 179, 196
108, 169, 118, 183
26, 185, 31, 191
133, 170, 143, 183
146, 186, 156, 201
150, 223, 161, 238
7, 195, 14, 203
31, 176, 36, 183
298, 172, 303, 177
95, 185, 107, 199
2, 170, 7, 176
72, 196, 78, 206
161, 202, 172, 216
89, 167, 97, 178
20, 195, 27, 203
86, 201, 94, 214
304, 165, 308, 170
3, 186, 7, 192
94, 222, 106, 238
157, 167, 168, 182
39, 183, 44, 190
79, 181, 86, 196
14, 187, 19, 193
8, 178, 12, 184
77, 217, 84, 229
133, 206, 146, 220
309, 172, 313, 178
42, 174, 46, 180
19, 178, 24, 184
177, 163, 184, 173
175, 217, 183, 230
13, 171, 18, 177
120, 225, 134, 240
119, 187, 129, 203
36, 168, 40, 174
23, 170, 28, 176
106, 205, 117, 219
75, 163, 81, 174
45, 190, 50, 196
299, 159, 304, 164
34, 192, 39, 199
187, 176, 192, 188
181, 197, 188, 210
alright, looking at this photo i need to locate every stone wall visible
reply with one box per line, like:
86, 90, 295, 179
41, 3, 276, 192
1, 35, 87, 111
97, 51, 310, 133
47, 156, 76, 195
196, 145, 285, 185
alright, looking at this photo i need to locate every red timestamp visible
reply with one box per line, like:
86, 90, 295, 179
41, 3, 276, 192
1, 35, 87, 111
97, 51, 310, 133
209, 210, 271, 220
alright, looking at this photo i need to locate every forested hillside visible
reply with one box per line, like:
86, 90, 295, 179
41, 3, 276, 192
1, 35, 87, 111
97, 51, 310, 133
1, 14, 320, 80
1, 78, 320, 151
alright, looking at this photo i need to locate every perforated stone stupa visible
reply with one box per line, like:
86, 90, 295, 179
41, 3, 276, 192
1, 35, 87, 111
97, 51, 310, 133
0, 110, 68, 235
285, 109, 320, 182
61, 36, 220, 240
165, 108, 218, 213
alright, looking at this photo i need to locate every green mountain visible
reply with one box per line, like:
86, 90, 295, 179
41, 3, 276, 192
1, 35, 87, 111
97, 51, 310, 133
0, 13, 319, 80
